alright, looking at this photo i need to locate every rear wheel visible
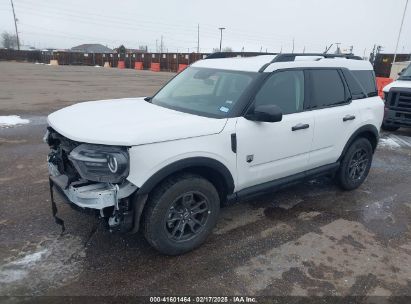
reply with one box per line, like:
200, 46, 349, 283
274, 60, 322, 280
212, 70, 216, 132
144, 174, 220, 255
336, 138, 373, 190
381, 123, 399, 132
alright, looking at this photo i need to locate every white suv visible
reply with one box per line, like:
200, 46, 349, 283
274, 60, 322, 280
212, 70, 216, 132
45, 53, 384, 255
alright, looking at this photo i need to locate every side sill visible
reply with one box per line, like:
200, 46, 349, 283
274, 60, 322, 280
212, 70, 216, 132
229, 162, 340, 203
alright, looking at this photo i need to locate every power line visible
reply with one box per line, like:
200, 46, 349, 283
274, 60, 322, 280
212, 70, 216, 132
10, 0, 20, 50
393, 0, 409, 64
218, 27, 225, 51
197, 24, 200, 53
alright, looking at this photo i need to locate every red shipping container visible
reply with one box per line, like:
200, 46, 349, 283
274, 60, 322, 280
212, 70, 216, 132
118, 60, 125, 69
134, 61, 143, 70
150, 62, 160, 72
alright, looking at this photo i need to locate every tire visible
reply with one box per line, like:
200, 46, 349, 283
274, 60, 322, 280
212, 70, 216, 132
381, 123, 399, 132
143, 174, 220, 255
336, 138, 373, 191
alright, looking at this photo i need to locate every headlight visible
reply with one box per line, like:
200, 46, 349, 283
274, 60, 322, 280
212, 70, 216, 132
69, 144, 129, 183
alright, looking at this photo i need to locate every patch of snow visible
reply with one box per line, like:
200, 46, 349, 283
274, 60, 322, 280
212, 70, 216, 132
10, 249, 48, 266
379, 137, 401, 149
0, 235, 86, 295
0, 115, 30, 128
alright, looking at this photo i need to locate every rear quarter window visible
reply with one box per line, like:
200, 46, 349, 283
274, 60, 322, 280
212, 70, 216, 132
351, 70, 378, 97
341, 70, 367, 100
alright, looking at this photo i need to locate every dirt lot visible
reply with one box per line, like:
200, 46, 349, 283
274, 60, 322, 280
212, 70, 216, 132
1, 62, 411, 300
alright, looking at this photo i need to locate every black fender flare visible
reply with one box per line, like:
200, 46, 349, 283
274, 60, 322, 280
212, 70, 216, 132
129, 157, 235, 234
338, 124, 379, 161
138, 157, 235, 195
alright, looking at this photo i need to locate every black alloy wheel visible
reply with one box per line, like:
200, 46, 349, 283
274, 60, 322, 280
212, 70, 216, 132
144, 174, 220, 255
165, 191, 210, 242
347, 148, 369, 181
336, 137, 373, 190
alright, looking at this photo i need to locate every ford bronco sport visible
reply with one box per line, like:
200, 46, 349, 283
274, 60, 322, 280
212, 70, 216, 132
45, 53, 384, 255
382, 62, 411, 131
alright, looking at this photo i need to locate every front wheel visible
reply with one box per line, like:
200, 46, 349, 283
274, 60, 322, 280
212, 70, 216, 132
381, 123, 399, 132
336, 138, 373, 191
144, 174, 220, 255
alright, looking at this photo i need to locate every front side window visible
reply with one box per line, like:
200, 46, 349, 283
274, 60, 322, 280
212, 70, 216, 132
253, 70, 305, 115
152, 67, 257, 118
309, 69, 346, 108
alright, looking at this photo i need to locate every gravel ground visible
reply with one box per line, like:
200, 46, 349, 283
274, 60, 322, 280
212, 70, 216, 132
1, 62, 411, 301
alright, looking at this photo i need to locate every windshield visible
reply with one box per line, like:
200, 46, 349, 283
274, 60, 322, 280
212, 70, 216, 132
151, 67, 257, 118
399, 63, 411, 80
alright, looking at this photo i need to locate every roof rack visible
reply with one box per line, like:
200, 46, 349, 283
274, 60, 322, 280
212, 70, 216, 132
271, 53, 362, 63
205, 51, 277, 59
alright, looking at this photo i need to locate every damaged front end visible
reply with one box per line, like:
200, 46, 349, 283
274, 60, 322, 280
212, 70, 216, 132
44, 128, 139, 232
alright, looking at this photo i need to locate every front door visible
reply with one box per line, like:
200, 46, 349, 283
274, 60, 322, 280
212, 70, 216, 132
235, 70, 314, 191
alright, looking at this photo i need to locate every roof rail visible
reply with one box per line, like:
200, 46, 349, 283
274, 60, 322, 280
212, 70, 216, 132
205, 51, 277, 59
271, 53, 362, 63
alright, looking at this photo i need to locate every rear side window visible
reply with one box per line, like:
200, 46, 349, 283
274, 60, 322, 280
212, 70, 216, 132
253, 70, 305, 115
308, 69, 346, 108
341, 70, 366, 99
351, 70, 378, 97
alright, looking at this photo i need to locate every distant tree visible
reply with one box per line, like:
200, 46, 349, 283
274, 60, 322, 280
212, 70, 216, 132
117, 44, 126, 55
1, 32, 17, 49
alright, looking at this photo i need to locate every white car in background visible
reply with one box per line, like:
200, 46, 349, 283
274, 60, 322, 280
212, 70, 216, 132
45, 53, 384, 255
382, 62, 411, 131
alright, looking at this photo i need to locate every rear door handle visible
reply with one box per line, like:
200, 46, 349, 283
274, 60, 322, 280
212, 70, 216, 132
343, 115, 356, 122
292, 123, 309, 131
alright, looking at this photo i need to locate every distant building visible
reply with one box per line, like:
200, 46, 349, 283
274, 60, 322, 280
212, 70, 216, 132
373, 53, 411, 78
71, 44, 112, 53
20, 45, 37, 51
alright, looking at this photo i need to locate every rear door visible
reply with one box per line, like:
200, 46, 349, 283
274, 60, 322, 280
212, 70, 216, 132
307, 69, 363, 169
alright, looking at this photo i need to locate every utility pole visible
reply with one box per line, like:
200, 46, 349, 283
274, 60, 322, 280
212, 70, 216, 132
197, 24, 200, 53
160, 35, 163, 53
292, 38, 295, 53
218, 27, 226, 52
393, 0, 409, 64
10, 0, 20, 50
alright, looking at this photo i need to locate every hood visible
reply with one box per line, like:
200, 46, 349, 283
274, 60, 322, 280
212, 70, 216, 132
47, 98, 227, 146
383, 80, 411, 92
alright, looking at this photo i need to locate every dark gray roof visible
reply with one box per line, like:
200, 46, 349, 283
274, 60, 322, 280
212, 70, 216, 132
71, 44, 112, 53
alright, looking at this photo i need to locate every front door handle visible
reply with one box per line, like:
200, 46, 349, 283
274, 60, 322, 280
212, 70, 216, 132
343, 115, 356, 122
292, 123, 310, 131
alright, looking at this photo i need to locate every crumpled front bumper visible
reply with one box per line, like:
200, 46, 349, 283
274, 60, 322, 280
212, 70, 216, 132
48, 163, 137, 210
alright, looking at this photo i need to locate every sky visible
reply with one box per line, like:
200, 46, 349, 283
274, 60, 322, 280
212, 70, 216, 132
0, 0, 410, 56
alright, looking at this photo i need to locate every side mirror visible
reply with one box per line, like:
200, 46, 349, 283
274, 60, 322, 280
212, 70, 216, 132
245, 105, 283, 123
399, 68, 406, 76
